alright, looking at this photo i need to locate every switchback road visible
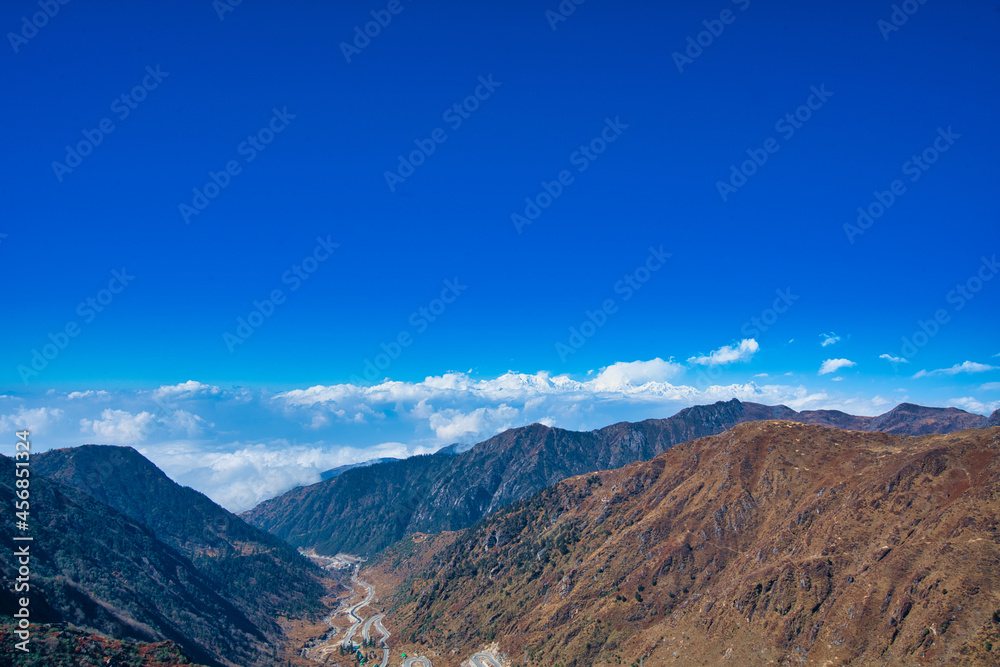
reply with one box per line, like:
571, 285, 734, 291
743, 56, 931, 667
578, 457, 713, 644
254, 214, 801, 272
470, 653, 502, 667
399, 649, 502, 666
402, 658, 431, 667
308, 561, 502, 667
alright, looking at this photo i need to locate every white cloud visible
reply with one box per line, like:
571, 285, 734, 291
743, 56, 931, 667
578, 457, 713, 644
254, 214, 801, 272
81, 409, 156, 444
820, 333, 841, 347
944, 397, 1000, 416
143, 439, 437, 512
831, 377, 844, 382
687, 339, 759, 366
819, 358, 856, 375
0, 407, 64, 436
980, 382, 1000, 392
589, 358, 684, 391
424, 404, 521, 442
66, 390, 110, 400
161, 409, 211, 437
913, 361, 998, 379
309, 413, 331, 430
879, 353, 908, 364
152, 381, 223, 401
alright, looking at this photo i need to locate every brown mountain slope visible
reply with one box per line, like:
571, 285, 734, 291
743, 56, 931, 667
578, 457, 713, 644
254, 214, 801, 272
244, 400, 992, 556
375, 422, 1000, 666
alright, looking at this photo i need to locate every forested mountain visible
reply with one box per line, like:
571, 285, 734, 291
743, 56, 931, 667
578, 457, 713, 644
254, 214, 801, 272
1, 448, 329, 667
35, 445, 325, 627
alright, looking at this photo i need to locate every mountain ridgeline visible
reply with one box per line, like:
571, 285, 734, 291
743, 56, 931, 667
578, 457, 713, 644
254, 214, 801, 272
242, 399, 1000, 556
1, 446, 328, 667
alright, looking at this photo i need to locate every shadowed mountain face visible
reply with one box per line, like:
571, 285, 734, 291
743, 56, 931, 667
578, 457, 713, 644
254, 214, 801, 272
0, 456, 265, 667
33, 445, 325, 626
378, 422, 1000, 667
4, 447, 328, 667
242, 399, 996, 556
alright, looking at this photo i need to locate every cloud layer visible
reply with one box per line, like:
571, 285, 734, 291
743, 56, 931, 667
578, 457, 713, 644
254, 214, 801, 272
4, 349, 997, 511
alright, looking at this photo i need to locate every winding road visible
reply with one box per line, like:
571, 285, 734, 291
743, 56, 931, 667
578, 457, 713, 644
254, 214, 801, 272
401, 653, 501, 667
401, 659, 432, 667
362, 613, 385, 642
362, 613, 390, 666
342, 569, 375, 648
305, 559, 501, 667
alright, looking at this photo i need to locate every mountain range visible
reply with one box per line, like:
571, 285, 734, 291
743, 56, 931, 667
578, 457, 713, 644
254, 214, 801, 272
5, 399, 998, 666
242, 399, 999, 556
370, 421, 1000, 666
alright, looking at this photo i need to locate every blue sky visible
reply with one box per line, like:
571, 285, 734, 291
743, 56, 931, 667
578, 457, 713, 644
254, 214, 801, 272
1, 0, 998, 509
